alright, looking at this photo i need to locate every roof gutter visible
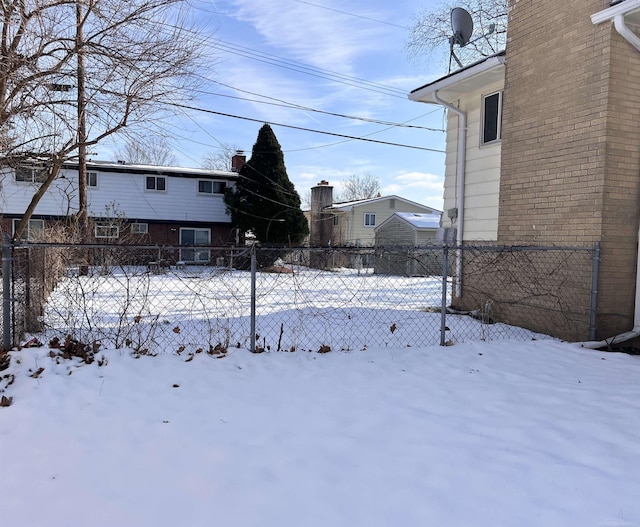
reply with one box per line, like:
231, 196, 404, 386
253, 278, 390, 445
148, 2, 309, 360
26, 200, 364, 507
581, 3, 640, 348
591, 1, 640, 52
613, 13, 640, 51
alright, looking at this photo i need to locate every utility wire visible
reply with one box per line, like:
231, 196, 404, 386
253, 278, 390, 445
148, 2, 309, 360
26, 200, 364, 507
167, 102, 445, 153
194, 84, 444, 132
210, 39, 407, 98
290, 0, 410, 30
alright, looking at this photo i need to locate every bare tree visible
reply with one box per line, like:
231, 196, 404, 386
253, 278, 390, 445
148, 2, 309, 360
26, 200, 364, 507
114, 135, 177, 166
2, 0, 202, 241
201, 143, 241, 171
336, 173, 381, 203
406, 0, 507, 69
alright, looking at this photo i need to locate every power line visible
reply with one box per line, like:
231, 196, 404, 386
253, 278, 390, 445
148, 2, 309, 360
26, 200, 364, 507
210, 39, 408, 98
167, 102, 445, 153
194, 84, 444, 132
290, 0, 410, 30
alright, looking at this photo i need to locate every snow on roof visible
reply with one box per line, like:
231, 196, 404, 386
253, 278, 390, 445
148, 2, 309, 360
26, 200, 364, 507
328, 195, 440, 214
393, 212, 441, 229
64, 159, 238, 179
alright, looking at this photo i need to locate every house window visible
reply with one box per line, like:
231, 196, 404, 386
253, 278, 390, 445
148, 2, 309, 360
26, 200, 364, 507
13, 218, 44, 241
364, 213, 376, 227
146, 176, 166, 191
15, 166, 47, 183
482, 91, 503, 145
389, 199, 395, 209
180, 228, 210, 263
95, 222, 119, 239
130, 222, 148, 234
198, 180, 225, 195
87, 171, 98, 188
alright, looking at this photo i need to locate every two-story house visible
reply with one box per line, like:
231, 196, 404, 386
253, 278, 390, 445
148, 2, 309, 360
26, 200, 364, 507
0, 154, 244, 262
308, 180, 441, 247
409, 0, 640, 343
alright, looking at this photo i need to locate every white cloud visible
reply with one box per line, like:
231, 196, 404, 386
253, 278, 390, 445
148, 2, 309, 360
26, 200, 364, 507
227, 0, 393, 73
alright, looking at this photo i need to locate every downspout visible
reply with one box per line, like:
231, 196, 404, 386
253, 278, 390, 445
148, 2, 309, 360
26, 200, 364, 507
432, 90, 466, 297
613, 14, 640, 52
581, 11, 640, 348
580, 224, 640, 348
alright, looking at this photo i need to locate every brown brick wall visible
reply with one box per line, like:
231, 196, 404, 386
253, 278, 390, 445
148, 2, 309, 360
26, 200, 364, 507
500, 0, 640, 338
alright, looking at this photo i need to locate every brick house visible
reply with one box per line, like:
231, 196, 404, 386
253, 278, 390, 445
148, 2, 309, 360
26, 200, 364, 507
409, 0, 640, 342
0, 154, 245, 262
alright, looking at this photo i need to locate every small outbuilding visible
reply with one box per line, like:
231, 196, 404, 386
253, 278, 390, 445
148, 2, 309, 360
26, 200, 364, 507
374, 212, 442, 276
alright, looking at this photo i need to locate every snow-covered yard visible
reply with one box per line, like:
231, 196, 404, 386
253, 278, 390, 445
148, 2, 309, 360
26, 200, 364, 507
42, 265, 543, 354
2, 339, 640, 527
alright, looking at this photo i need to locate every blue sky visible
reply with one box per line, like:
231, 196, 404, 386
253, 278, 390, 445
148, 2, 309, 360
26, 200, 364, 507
108, 0, 448, 210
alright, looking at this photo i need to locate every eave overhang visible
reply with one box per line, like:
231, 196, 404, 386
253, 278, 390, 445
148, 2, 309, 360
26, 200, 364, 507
409, 52, 506, 105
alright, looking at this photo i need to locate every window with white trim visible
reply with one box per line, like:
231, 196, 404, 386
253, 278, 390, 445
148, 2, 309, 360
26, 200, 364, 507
146, 176, 166, 192
95, 222, 119, 239
130, 222, 148, 234
364, 213, 376, 227
87, 171, 98, 188
198, 180, 225, 195
13, 218, 44, 241
481, 91, 503, 145
15, 166, 47, 183
179, 228, 210, 263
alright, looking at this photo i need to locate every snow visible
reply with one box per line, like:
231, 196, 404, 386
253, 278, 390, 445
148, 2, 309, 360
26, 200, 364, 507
394, 211, 442, 229
2, 338, 640, 526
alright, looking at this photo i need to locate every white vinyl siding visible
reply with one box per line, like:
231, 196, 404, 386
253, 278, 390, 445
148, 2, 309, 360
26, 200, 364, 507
0, 166, 234, 224
334, 198, 438, 247
442, 79, 503, 241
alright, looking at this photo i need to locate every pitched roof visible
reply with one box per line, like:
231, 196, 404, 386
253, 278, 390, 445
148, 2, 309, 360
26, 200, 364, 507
376, 212, 441, 231
328, 195, 441, 214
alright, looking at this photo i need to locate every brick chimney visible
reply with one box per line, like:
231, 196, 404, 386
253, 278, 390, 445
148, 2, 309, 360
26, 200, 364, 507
310, 180, 334, 247
231, 150, 246, 173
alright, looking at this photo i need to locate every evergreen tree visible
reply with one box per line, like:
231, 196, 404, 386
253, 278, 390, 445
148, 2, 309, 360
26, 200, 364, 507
225, 124, 308, 245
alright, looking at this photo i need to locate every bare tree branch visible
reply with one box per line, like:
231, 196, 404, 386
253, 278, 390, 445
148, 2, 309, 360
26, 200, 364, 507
336, 173, 381, 203
2, 0, 205, 240
406, 0, 507, 69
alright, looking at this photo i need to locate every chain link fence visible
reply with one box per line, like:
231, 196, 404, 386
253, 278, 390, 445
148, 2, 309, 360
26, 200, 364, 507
2, 242, 599, 354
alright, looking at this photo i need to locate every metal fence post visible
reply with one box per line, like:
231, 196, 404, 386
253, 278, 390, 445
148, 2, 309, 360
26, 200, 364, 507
250, 244, 257, 353
440, 245, 449, 346
3, 234, 12, 351
589, 241, 601, 341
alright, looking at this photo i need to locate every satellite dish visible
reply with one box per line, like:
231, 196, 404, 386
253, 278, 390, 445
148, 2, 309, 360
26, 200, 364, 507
451, 7, 473, 47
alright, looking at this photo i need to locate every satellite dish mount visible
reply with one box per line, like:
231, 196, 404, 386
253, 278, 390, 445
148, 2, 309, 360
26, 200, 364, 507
448, 7, 496, 72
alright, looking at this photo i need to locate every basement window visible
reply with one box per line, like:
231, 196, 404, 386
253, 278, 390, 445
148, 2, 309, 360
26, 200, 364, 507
95, 222, 119, 239
481, 91, 503, 145
13, 218, 44, 241
130, 222, 148, 234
